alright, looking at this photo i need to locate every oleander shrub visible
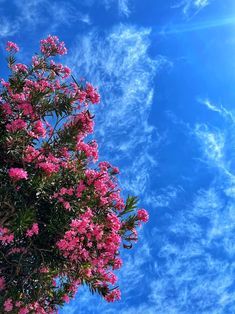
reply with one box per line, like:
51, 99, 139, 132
0, 36, 149, 313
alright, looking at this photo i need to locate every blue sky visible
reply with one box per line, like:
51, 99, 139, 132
1, 0, 235, 313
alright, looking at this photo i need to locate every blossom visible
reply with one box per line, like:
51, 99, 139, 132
32, 120, 47, 138
0, 227, 14, 244
107, 213, 121, 232
26, 223, 39, 237
61, 66, 71, 78
62, 295, 70, 303
19, 308, 29, 314
105, 289, 121, 302
76, 181, 86, 198
137, 208, 149, 222
37, 161, 59, 175
4, 298, 13, 312
63, 201, 71, 210
85, 82, 100, 104
58, 187, 74, 196
50, 61, 71, 78
12, 63, 28, 73
8, 168, 28, 181
113, 258, 123, 270
1, 103, 12, 115
6, 41, 19, 52
17, 103, 34, 117
6, 118, 27, 132
76, 140, 98, 162
23, 146, 40, 162
40, 35, 67, 56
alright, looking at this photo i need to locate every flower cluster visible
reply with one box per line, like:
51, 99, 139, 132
0, 36, 149, 313
40, 35, 67, 56
6, 41, 19, 53
26, 223, 39, 237
0, 227, 14, 244
8, 168, 28, 181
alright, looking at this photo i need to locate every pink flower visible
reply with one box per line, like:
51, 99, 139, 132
105, 289, 121, 302
26, 223, 39, 237
107, 213, 121, 232
62, 294, 70, 303
76, 140, 98, 162
6, 118, 27, 132
113, 258, 123, 270
76, 181, 86, 198
61, 66, 71, 78
0, 227, 14, 244
40, 35, 67, 56
8, 168, 28, 181
6, 41, 19, 53
19, 308, 29, 314
12, 63, 28, 73
137, 209, 149, 223
17, 103, 34, 117
4, 298, 13, 312
32, 120, 47, 138
37, 162, 59, 175
1, 103, 12, 115
15, 301, 22, 308
63, 201, 71, 210
85, 82, 100, 104
59, 187, 74, 196
23, 146, 40, 163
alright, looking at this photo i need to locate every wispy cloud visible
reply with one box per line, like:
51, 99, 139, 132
147, 182, 235, 312
198, 98, 235, 123
194, 124, 226, 168
124, 179, 235, 312
118, 0, 131, 17
0, 17, 19, 37
173, 0, 211, 18
0, 0, 91, 38
145, 185, 184, 208
132, 95, 235, 313
83, 0, 132, 17
194, 98, 235, 180
102, 0, 131, 17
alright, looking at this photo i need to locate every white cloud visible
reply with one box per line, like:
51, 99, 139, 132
129, 184, 235, 313
0, 0, 91, 38
193, 119, 235, 183
194, 124, 225, 167
102, 0, 131, 16
0, 17, 19, 37
118, 0, 131, 17
173, 0, 211, 18
83, 0, 132, 17
145, 185, 184, 208
198, 98, 235, 124
119, 91, 235, 313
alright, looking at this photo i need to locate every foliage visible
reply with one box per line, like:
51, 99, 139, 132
0, 37, 149, 313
